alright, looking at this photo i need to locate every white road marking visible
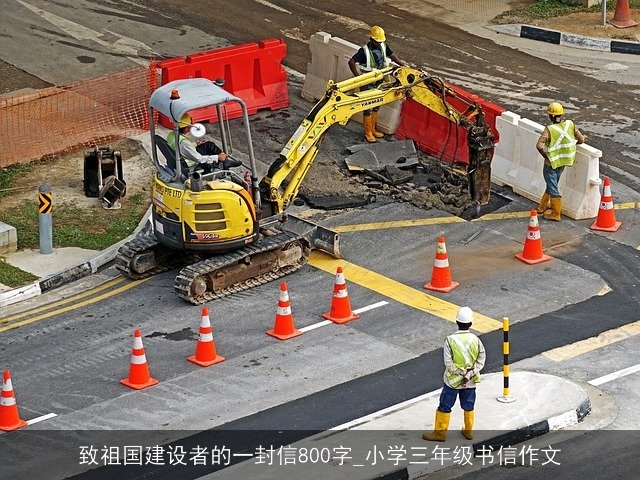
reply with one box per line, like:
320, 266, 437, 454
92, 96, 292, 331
17, 1, 156, 66
254, 0, 291, 14
588, 364, 640, 386
298, 301, 389, 333
27, 412, 57, 425
353, 301, 389, 314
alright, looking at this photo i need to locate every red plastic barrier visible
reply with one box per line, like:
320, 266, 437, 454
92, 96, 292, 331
396, 84, 504, 165
157, 39, 289, 128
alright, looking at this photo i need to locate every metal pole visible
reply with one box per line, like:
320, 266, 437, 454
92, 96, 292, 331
497, 316, 515, 403
602, 0, 607, 26
38, 184, 53, 255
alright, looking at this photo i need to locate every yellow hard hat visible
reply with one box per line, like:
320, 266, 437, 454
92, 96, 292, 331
547, 102, 564, 116
369, 25, 386, 43
178, 113, 192, 128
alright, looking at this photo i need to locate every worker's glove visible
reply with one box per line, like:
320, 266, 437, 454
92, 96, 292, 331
464, 369, 475, 381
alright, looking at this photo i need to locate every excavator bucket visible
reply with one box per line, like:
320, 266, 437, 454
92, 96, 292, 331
280, 214, 342, 258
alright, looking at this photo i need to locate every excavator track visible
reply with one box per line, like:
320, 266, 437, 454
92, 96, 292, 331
174, 231, 310, 305
115, 231, 191, 279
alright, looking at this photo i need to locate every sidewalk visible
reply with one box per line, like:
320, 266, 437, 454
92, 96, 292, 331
0, 209, 150, 308
198, 371, 590, 480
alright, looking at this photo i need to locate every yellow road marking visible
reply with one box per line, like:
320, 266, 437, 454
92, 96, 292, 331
0, 277, 127, 325
309, 251, 502, 333
0, 278, 149, 332
542, 321, 640, 362
615, 202, 640, 210
333, 216, 465, 233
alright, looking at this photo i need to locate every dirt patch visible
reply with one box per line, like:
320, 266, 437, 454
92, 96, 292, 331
493, 10, 640, 42
0, 138, 154, 211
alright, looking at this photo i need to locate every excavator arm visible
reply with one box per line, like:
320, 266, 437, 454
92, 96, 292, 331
259, 66, 495, 214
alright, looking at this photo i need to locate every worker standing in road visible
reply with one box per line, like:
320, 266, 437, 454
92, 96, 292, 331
348, 25, 405, 143
167, 113, 242, 174
423, 306, 486, 442
536, 102, 585, 221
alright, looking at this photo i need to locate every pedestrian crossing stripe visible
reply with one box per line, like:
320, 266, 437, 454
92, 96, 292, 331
39, 192, 52, 214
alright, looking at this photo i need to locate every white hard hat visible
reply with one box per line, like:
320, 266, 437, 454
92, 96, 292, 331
456, 306, 474, 325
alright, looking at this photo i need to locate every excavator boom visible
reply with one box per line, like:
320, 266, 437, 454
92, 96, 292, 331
260, 66, 495, 212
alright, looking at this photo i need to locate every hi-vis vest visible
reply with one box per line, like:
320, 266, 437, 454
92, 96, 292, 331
544, 120, 578, 169
445, 332, 481, 388
166, 131, 197, 169
360, 43, 388, 72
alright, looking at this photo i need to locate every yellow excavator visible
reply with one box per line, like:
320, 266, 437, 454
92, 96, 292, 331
115, 66, 494, 304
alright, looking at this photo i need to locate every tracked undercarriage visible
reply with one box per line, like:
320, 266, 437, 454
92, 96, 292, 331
115, 215, 339, 304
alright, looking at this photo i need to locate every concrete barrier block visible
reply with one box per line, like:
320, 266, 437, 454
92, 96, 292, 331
493, 112, 601, 219
0, 221, 17, 255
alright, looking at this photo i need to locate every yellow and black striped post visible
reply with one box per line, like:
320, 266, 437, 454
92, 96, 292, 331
497, 316, 515, 403
38, 184, 53, 255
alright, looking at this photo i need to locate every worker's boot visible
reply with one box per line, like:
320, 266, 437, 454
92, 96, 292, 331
462, 410, 474, 440
422, 410, 451, 442
370, 111, 385, 138
536, 192, 550, 216
543, 196, 562, 221
363, 115, 377, 143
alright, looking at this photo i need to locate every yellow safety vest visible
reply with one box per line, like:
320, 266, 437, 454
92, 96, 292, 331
445, 332, 481, 388
166, 131, 197, 169
544, 120, 578, 169
360, 43, 388, 72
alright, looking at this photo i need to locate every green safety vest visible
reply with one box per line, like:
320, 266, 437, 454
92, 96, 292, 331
360, 43, 387, 72
544, 120, 578, 169
445, 332, 481, 388
166, 131, 197, 169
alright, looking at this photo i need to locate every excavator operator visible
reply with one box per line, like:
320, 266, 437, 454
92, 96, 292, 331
167, 114, 242, 174
348, 25, 406, 143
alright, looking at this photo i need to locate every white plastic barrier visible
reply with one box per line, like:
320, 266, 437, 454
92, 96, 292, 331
492, 111, 602, 220
301, 32, 403, 135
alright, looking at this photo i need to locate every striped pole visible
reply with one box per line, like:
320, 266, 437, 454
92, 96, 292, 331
38, 184, 53, 255
497, 317, 516, 403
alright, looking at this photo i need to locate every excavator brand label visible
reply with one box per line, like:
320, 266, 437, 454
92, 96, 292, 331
361, 98, 384, 107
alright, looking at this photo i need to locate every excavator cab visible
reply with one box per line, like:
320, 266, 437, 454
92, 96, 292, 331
147, 78, 262, 254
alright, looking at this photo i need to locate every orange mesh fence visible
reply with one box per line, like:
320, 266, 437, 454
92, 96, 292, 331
0, 63, 159, 169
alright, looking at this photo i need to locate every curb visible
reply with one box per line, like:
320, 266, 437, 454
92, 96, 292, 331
0, 208, 152, 308
491, 24, 640, 55
383, 397, 591, 480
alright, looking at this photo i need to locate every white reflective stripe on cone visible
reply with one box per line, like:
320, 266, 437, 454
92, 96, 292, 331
199, 332, 213, 342
527, 231, 541, 240
131, 353, 147, 364
434, 258, 450, 268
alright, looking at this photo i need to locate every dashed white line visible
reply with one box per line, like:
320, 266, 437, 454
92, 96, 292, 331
298, 301, 389, 333
27, 412, 57, 425
588, 364, 640, 386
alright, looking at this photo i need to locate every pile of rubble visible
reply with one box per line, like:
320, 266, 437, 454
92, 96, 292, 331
300, 139, 480, 218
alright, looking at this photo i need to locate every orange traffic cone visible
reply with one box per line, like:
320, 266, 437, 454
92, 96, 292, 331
188, 307, 225, 367
0, 369, 27, 431
322, 266, 360, 324
120, 329, 158, 390
424, 235, 459, 292
267, 281, 302, 340
591, 177, 622, 232
515, 210, 551, 265
609, 0, 638, 28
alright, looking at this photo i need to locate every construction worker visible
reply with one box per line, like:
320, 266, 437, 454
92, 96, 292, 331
348, 25, 405, 143
423, 306, 486, 442
167, 114, 242, 174
536, 102, 585, 221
